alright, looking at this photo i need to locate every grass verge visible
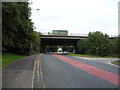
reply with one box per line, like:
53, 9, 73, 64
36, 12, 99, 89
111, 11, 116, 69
68, 54, 100, 58
111, 60, 120, 66
2, 53, 24, 67
68, 53, 118, 58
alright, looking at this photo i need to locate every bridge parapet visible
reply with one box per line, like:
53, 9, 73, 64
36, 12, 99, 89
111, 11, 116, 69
40, 32, 118, 38
41, 32, 88, 36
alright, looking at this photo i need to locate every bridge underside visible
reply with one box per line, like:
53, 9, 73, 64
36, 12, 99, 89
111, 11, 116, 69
39, 34, 115, 53
40, 38, 79, 52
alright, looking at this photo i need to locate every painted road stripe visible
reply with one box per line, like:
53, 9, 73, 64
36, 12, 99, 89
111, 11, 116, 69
53, 55, 120, 86
39, 55, 46, 88
32, 55, 38, 88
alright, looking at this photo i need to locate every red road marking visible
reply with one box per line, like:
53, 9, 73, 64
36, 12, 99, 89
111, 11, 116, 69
53, 55, 120, 86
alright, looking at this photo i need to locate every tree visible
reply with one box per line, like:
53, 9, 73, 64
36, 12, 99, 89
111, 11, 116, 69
45, 46, 58, 52
87, 31, 110, 56
109, 35, 120, 57
61, 46, 75, 52
109, 37, 118, 56
117, 35, 120, 57
2, 2, 40, 55
77, 39, 87, 54
62, 46, 68, 52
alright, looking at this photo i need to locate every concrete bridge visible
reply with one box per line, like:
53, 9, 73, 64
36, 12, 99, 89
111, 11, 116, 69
40, 35, 82, 52
39, 34, 117, 53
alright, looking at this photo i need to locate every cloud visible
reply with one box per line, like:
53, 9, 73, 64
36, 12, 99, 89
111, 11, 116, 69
30, 0, 119, 35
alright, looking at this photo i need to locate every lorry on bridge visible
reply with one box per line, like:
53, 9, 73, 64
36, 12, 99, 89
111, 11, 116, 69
48, 30, 68, 36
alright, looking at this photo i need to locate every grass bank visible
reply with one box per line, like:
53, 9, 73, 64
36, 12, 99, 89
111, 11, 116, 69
111, 60, 120, 66
2, 53, 25, 67
68, 53, 118, 58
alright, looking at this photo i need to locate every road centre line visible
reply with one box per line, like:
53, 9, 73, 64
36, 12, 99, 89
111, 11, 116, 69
36, 58, 41, 88
32, 55, 38, 88
39, 55, 46, 88
53, 55, 120, 86
37, 71, 40, 77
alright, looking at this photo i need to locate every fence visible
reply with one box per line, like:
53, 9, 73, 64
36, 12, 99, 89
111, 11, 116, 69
41, 32, 118, 38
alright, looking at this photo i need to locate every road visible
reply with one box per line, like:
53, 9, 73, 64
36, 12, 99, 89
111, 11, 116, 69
34, 54, 120, 88
74, 56, 119, 65
2, 54, 120, 88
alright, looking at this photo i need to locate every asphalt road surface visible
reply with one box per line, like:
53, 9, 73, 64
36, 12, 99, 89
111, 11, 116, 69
40, 54, 119, 88
2, 54, 37, 88
2, 54, 120, 88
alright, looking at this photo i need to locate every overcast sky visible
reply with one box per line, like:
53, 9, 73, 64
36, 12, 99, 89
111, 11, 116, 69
30, 0, 119, 36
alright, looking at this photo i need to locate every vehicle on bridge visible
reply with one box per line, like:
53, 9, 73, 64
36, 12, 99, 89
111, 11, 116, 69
48, 30, 68, 36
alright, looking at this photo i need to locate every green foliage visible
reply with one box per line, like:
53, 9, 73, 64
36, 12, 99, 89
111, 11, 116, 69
68, 53, 118, 58
109, 38, 118, 55
45, 46, 58, 52
62, 46, 75, 52
117, 36, 120, 57
108, 36, 119, 57
77, 39, 87, 54
44, 45, 75, 52
2, 2, 40, 55
77, 31, 111, 56
62, 46, 68, 51
2, 53, 24, 67
111, 60, 120, 65
68, 53, 98, 57
86, 31, 110, 56
87, 32, 110, 56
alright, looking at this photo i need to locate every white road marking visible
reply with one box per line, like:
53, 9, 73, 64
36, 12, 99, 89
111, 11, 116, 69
109, 61, 119, 67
